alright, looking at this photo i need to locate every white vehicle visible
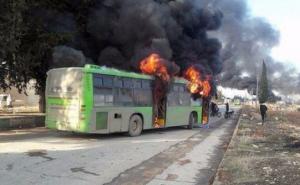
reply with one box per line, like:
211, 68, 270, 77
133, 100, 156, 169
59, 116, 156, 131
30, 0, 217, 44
0, 94, 12, 108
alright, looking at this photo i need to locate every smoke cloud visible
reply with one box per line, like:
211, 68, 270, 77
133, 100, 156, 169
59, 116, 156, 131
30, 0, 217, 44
44, 0, 223, 96
52, 46, 86, 68
204, 0, 299, 94
44, 0, 299, 95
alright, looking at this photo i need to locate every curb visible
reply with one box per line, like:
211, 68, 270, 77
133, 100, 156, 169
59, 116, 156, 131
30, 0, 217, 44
0, 115, 45, 131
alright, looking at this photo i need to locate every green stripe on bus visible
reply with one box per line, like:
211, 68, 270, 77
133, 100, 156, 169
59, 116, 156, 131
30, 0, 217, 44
47, 97, 78, 106
80, 72, 93, 132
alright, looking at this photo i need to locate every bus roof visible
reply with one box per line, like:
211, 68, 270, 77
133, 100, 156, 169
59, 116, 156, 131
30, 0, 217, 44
84, 64, 152, 80
48, 64, 188, 84
84, 65, 188, 84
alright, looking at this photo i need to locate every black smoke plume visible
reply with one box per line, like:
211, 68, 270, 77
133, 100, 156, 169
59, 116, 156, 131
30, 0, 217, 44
204, 0, 299, 94
52, 46, 86, 68
40, 0, 299, 95
42, 0, 223, 96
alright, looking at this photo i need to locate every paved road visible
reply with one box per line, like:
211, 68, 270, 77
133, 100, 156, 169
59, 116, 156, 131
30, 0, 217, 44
0, 107, 239, 185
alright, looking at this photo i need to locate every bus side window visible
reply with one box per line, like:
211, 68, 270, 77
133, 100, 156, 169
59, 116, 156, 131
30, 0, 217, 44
168, 83, 189, 106
179, 92, 190, 106
168, 84, 178, 106
168, 91, 179, 106
173, 85, 179, 92
133, 89, 152, 106
179, 86, 184, 92
178, 85, 190, 106
94, 76, 103, 87
93, 74, 113, 106
142, 80, 151, 89
94, 88, 113, 106
114, 77, 123, 88
113, 78, 133, 106
133, 79, 141, 89
105, 95, 114, 104
94, 94, 105, 106
191, 98, 202, 106
118, 89, 133, 106
133, 80, 151, 106
123, 78, 133, 88
102, 75, 113, 87
94, 88, 114, 106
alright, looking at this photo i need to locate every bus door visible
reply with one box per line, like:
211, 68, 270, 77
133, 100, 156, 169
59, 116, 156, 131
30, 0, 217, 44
202, 99, 210, 125
166, 84, 191, 126
152, 78, 167, 128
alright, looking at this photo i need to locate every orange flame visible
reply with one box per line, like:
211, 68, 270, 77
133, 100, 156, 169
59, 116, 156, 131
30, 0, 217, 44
184, 66, 211, 97
154, 117, 160, 128
140, 53, 170, 81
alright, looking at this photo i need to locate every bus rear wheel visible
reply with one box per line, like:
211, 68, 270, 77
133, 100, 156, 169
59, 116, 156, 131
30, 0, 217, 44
188, 112, 197, 129
128, 115, 143, 137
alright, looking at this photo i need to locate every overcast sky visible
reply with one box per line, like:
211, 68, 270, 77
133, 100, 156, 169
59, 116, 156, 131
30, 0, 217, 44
248, 0, 300, 72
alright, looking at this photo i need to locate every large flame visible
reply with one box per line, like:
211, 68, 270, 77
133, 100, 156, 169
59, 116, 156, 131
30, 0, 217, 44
139, 53, 170, 81
184, 66, 211, 97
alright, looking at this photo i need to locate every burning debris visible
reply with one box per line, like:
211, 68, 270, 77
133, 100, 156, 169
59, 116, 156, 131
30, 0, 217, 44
182, 65, 213, 125
184, 66, 212, 98
139, 53, 179, 81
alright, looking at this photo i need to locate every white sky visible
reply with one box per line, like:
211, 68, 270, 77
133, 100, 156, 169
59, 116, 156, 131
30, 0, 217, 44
248, 0, 300, 72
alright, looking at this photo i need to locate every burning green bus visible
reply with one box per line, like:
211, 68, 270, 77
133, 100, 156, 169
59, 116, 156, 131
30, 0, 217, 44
46, 64, 202, 136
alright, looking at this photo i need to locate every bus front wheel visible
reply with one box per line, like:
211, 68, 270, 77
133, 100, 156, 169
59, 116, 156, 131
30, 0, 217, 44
128, 115, 143, 137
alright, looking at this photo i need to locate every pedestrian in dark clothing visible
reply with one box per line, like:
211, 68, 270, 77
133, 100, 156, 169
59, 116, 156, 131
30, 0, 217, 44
260, 104, 268, 123
210, 102, 219, 116
225, 102, 229, 113
210, 102, 215, 116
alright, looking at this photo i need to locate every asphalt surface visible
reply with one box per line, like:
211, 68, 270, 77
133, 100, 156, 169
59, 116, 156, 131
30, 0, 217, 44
0, 106, 239, 185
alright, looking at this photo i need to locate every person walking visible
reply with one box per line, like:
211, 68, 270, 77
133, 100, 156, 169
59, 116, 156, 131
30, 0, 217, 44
260, 104, 268, 124
225, 102, 229, 114
210, 102, 216, 116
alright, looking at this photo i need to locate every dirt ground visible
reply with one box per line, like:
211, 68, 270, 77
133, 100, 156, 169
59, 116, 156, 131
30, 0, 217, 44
213, 105, 300, 185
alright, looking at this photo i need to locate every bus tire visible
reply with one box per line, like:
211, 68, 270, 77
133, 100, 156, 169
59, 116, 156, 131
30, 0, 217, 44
128, 114, 143, 137
188, 112, 197, 129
